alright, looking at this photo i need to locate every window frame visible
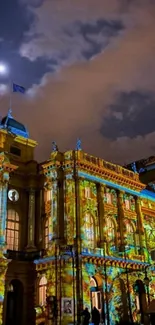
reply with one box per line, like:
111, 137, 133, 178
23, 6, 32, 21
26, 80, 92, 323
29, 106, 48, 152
106, 217, 116, 247
126, 222, 135, 247
38, 275, 47, 306
45, 215, 52, 249
6, 209, 20, 251
85, 187, 91, 199
83, 213, 95, 248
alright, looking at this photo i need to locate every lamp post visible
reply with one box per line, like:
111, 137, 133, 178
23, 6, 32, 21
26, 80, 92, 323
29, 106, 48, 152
103, 243, 110, 325
122, 246, 133, 323
144, 268, 150, 305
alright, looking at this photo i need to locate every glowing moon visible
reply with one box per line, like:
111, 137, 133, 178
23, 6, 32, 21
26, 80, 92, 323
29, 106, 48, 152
0, 63, 7, 74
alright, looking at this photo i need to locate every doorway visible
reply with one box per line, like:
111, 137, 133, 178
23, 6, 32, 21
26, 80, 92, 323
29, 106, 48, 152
90, 277, 102, 311
135, 279, 147, 324
5, 279, 24, 325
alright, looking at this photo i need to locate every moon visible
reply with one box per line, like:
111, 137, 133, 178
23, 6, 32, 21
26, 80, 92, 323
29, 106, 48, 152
0, 63, 7, 75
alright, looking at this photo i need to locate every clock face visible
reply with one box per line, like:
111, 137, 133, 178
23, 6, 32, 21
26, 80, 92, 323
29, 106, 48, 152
8, 189, 19, 202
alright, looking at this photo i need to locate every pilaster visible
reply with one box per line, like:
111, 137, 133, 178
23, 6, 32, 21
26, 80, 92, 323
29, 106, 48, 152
135, 197, 145, 254
64, 176, 76, 245
27, 188, 36, 250
0, 154, 17, 325
97, 184, 105, 247
0, 153, 17, 249
117, 191, 125, 251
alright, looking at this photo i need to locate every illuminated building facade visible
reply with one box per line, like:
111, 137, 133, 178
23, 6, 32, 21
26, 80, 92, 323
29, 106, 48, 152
0, 111, 155, 325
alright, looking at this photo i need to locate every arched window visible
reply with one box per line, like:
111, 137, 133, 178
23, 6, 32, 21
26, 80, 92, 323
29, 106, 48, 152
106, 218, 115, 248
90, 277, 101, 311
84, 214, 94, 248
126, 222, 135, 247
39, 276, 47, 306
6, 209, 20, 250
45, 216, 52, 249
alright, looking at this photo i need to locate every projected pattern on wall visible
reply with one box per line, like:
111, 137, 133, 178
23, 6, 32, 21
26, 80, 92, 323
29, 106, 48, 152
35, 150, 155, 325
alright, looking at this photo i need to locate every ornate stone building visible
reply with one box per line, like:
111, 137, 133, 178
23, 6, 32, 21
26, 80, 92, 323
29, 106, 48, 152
0, 110, 155, 325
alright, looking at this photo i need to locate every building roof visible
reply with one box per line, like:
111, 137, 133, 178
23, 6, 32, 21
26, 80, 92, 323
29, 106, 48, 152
0, 109, 29, 138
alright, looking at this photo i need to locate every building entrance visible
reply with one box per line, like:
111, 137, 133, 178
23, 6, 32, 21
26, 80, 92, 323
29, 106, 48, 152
90, 277, 102, 312
5, 279, 23, 325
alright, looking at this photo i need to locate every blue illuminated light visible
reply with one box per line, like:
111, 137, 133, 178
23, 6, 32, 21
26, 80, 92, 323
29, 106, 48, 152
78, 171, 155, 202
78, 171, 140, 196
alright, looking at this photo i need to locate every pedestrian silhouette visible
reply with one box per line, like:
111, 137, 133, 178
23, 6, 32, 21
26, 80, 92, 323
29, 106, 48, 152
92, 306, 100, 325
81, 308, 90, 325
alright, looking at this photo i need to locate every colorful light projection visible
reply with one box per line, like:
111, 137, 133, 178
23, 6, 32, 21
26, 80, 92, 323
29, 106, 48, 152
83, 262, 155, 325
0, 257, 9, 325
39, 152, 155, 325
44, 177, 58, 249
64, 178, 76, 245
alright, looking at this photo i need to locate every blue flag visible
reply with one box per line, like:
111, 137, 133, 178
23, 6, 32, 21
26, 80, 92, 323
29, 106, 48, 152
13, 83, 25, 94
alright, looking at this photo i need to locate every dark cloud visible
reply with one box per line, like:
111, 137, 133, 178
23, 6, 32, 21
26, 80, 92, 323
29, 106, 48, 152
0, 0, 34, 46
0, 0, 54, 88
1, 0, 155, 164
78, 19, 124, 59
79, 19, 124, 39
19, 2, 125, 63
101, 92, 155, 140
0, 42, 52, 89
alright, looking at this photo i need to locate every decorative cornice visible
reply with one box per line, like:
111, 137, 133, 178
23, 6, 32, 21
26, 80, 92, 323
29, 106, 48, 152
76, 161, 145, 192
40, 150, 146, 192
0, 153, 18, 174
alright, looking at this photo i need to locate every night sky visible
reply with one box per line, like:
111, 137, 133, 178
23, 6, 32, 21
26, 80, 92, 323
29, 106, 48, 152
0, 0, 155, 164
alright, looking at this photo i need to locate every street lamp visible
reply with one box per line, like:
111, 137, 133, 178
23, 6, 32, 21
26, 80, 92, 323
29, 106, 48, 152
144, 271, 150, 304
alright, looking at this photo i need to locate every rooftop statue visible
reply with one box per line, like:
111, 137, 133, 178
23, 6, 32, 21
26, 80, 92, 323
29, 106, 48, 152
52, 141, 58, 152
76, 138, 82, 151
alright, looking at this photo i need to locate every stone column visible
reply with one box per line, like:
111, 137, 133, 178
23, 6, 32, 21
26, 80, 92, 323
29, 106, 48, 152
117, 191, 125, 251
27, 188, 36, 250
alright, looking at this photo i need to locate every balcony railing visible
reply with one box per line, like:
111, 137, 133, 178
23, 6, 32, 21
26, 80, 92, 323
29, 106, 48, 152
76, 151, 140, 182
5, 249, 42, 261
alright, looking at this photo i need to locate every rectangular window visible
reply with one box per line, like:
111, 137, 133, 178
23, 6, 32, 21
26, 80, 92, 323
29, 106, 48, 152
10, 146, 21, 157
6, 210, 19, 251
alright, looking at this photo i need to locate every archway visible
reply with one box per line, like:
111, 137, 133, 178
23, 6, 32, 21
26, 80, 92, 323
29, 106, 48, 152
5, 279, 24, 325
90, 277, 102, 312
134, 279, 147, 324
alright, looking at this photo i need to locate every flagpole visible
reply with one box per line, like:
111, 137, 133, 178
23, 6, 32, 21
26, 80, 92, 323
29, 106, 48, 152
4, 80, 12, 128
9, 79, 12, 111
